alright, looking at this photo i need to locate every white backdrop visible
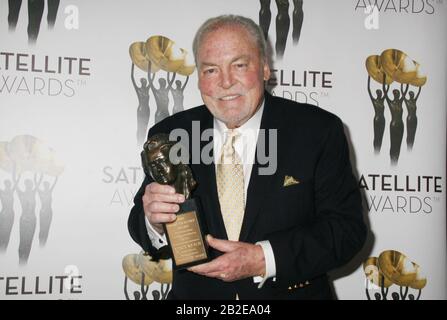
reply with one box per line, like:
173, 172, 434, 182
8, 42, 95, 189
0, 0, 446, 299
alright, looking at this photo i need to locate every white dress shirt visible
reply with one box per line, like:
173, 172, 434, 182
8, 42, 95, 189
145, 100, 276, 288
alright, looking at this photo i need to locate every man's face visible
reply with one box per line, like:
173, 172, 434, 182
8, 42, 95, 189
148, 147, 177, 185
197, 25, 270, 128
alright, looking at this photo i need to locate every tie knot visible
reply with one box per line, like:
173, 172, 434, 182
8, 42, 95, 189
224, 129, 240, 146
220, 129, 241, 164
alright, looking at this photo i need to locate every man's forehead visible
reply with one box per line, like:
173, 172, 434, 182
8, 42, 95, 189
200, 54, 251, 66
198, 27, 259, 63
202, 25, 252, 44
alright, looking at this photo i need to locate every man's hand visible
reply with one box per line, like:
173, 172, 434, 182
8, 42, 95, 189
188, 235, 266, 282
143, 182, 185, 234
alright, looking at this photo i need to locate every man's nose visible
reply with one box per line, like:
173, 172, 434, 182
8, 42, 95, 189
220, 68, 235, 89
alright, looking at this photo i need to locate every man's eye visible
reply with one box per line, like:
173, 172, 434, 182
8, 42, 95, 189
204, 68, 216, 75
235, 63, 247, 69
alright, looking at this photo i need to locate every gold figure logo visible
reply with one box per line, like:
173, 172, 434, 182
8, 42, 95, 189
363, 250, 427, 300
0, 135, 64, 265
122, 252, 172, 300
129, 36, 196, 145
365, 49, 427, 165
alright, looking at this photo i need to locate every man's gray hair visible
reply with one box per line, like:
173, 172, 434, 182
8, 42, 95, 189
192, 15, 267, 65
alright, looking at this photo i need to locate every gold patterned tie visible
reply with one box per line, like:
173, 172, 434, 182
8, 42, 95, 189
216, 129, 245, 242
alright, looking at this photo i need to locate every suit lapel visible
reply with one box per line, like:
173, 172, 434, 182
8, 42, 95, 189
239, 93, 280, 242
190, 111, 228, 241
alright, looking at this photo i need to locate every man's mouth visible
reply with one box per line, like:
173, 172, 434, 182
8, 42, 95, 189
219, 94, 242, 101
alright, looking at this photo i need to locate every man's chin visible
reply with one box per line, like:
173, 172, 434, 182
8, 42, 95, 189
219, 114, 249, 128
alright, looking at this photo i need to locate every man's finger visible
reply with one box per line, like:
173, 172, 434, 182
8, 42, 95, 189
207, 235, 239, 253
148, 201, 180, 213
151, 193, 185, 204
188, 258, 223, 274
150, 213, 177, 224
147, 183, 176, 195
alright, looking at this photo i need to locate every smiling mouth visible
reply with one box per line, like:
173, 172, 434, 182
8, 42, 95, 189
219, 94, 241, 101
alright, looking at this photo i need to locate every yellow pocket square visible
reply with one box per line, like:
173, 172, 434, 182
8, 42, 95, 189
283, 175, 300, 187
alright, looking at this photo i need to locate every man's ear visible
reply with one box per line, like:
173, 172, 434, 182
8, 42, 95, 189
263, 61, 271, 81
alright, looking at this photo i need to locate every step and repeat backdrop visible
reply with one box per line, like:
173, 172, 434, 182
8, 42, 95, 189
0, 0, 446, 300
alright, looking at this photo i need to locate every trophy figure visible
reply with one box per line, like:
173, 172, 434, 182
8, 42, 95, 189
292, 0, 303, 45
17, 174, 42, 265
47, 0, 60, 29
37, 175, 58, 247
131, 63, 151, 146
0, 170, 20, 252
171, 77, 189, 115
366, 55, 393, 154
259, 0, 271, 40
275, 0, 290, 59
367, 76, 386, 153
403, 85, 422, 150
129, 42, 160, 145
141, 133, 210, 270
383, 83, 408, 165
27, 0, 45, 44
148, 66, 175, 125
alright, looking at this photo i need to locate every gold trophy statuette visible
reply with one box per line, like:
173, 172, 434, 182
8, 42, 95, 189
141, 133, 210, 270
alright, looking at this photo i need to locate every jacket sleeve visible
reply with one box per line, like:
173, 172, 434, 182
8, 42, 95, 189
266, 117, 367, 288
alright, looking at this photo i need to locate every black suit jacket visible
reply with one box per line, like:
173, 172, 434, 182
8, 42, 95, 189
128, 92, 367, 300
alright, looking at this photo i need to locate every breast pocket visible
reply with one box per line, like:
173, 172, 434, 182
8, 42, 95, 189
265, 178, 314, 227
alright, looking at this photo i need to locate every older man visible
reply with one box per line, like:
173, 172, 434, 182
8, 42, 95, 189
128, 15, 366, 299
